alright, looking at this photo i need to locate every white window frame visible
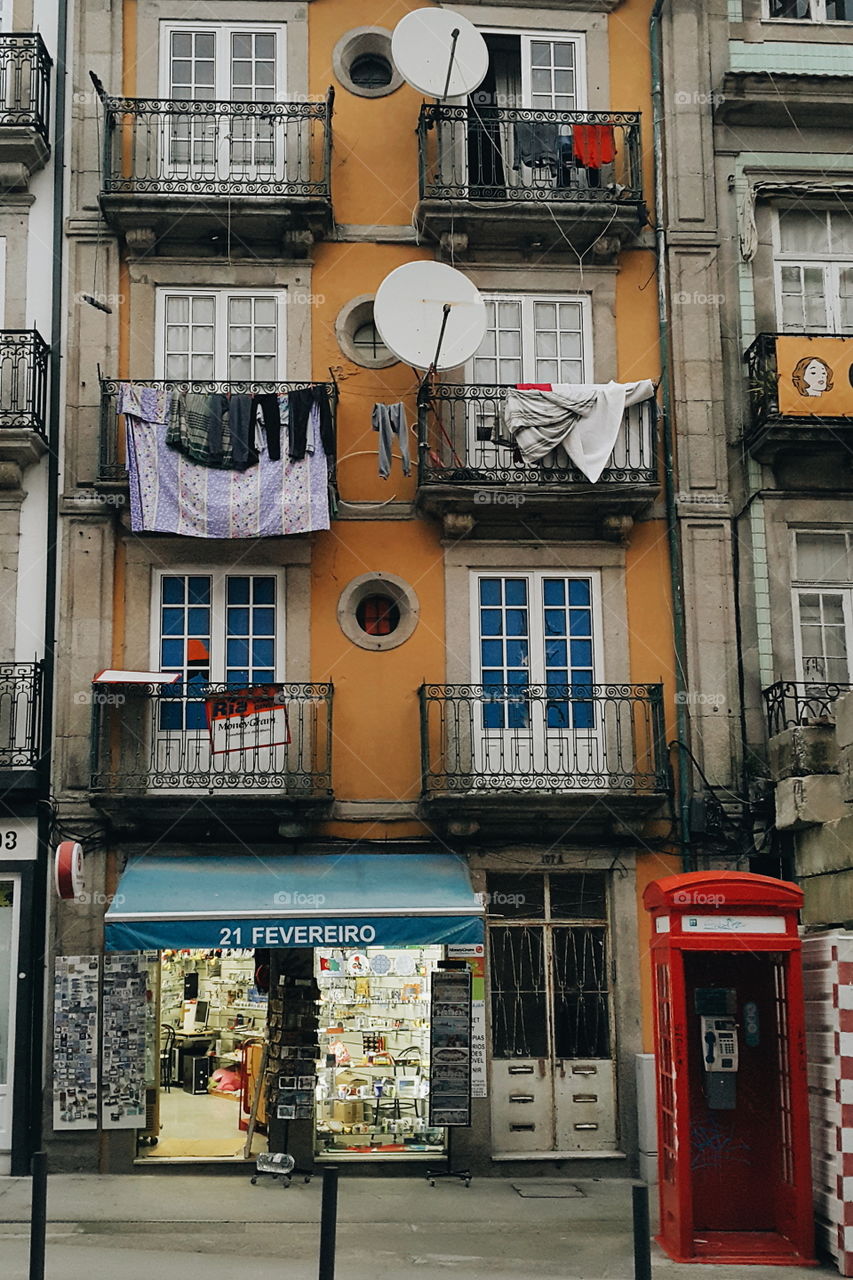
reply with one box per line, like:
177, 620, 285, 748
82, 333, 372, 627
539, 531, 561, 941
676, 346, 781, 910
0, 873, 21, 1162
764, 0, 853, 21
791, 530, 853, 684
150, 567, 287, 685
772, 210, 853, 334
477, 28, 588, 110
469, 292, 593, 384
158, 21, 287, 101
469, 569, 604, 690
154, 287, 287, 382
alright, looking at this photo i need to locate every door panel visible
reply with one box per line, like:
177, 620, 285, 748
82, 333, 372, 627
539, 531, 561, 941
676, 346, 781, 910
553, 1058, 617, 1151
491, 1058, 553, 1154
489, 902, 617, 1155
489, 926, 552, 1154
0, 877, 20, 1157
475, 574, 602, 779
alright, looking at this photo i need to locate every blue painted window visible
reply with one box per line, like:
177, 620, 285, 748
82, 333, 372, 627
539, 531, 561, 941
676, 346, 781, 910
478, 574, 596, 731
158, 573, 279, 730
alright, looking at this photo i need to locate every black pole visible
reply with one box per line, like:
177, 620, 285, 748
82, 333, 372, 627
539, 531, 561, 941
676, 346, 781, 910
318, 1165, 339, 1280
632, 1183, 652, 1280
29, 1151, 47, 1280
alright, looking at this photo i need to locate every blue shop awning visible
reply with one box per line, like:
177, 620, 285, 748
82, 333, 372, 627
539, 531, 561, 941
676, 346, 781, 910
105, 853, 484, 951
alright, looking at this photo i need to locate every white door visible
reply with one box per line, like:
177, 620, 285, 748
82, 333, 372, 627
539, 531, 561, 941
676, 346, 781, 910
791, 530, 853, 689
794, 589, 853, 685
0, 876, 21, 1167
466, 295, 589, 467
488, 873, 616, 1156
519, 35, 585, 111
473, 572, 602, 780
153, 572, 286, 787
161, 24, 285, 183
464, 32, 584, 193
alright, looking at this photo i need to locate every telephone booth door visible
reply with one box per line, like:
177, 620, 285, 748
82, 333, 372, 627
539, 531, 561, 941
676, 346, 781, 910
644, 871, 815, 1267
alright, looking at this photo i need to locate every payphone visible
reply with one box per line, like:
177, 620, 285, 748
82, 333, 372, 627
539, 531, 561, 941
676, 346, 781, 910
644, 871, 814, 1267
695, 988, 738, 1110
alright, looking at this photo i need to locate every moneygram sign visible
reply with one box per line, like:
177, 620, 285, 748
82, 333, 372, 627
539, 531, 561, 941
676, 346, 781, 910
205, 686, 290, 755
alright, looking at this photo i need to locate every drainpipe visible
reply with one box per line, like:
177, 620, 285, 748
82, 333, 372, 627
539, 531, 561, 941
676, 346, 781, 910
650, 0, 693, 871
27, 0, 68, 1164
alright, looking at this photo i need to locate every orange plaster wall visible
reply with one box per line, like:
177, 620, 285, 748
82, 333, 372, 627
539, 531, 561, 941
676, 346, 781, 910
309, 0, 427, 228
636, 850, 681, 1050
608, 0, 655, 204
307, 7, 447, 822
310, 520, 446, 814
310, 241, 430, 506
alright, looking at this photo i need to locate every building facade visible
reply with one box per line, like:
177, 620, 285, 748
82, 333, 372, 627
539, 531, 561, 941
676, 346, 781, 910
656, 0, 853, 1268
48, 0, 681, 1176
0, 0, 59, 1176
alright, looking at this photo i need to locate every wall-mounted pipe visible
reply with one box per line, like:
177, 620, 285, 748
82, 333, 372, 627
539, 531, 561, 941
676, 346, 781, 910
650, 0, 693, 870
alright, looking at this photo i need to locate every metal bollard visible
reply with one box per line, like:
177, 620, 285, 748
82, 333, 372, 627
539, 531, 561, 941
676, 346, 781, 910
318, 1165, 339, 1280
29, 1151, 47, 1280
632, 1182, 652, 1280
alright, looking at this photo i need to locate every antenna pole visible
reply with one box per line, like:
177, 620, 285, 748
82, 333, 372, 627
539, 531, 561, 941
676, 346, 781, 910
440, 28, 461, 102
431, 303, 452, 373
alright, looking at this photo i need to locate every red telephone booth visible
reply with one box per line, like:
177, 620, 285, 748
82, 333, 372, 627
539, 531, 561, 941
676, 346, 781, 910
643, 871, 815, 1266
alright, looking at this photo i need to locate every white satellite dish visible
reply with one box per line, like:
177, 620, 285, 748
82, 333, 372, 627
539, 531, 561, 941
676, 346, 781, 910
392, 9, 489, 100
373, 261, 487, 371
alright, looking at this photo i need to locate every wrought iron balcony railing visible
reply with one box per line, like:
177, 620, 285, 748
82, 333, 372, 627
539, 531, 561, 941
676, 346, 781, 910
418, 383, 658, 487
100, 90, 333, 200
90, 682, 333, 798
0, 330, 49, 434
419, 683, 668, 797
0, 33, 52, 138
0, 661, 42, 768
99, 378, 337, 483
418, 105, 642, 206
763, 680, 852, 738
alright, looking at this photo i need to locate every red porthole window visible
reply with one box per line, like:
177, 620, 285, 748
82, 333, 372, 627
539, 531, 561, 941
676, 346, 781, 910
356, 595, 401, 637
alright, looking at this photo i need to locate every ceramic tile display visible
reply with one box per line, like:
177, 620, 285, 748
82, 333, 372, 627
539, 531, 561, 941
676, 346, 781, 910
53, 956, 100, 1130
429, 968, 473, 1127
101, 952, 148, 1129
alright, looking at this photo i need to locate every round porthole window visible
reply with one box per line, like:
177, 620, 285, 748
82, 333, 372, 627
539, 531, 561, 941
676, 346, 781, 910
356, 594, 401, 637
350, 53, 394, 91
338, 574, 419, 652
333, 27, 404, 100
336, 295, 397, 370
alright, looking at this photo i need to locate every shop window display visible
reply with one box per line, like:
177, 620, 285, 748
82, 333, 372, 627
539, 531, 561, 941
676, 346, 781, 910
142, 949, 268, 1160
315, 946, 447, 1156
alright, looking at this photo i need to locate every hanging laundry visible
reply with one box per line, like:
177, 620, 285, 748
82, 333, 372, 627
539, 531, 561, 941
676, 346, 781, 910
372, 403, 411, 479
502, 380, 655, 483
228, 394, 258, 471
117, 383, 172, 425
166, 392, 238, 469
571, 123, 616, 169
252, 393, 284, 462
288, 385, 335, 462
119, 385, 330, 538
513, 121, 560, 169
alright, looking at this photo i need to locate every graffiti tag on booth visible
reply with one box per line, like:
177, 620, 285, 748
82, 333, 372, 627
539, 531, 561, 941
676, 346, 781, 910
205, 685, 291, 755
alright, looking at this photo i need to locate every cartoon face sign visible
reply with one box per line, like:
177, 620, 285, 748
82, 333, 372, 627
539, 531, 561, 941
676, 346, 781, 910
792, 355, 834, 398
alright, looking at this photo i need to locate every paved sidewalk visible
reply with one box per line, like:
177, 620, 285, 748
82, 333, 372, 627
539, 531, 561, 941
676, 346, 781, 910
0, 1174, 838, 1279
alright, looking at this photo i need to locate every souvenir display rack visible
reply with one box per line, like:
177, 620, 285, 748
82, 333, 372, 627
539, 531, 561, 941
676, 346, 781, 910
315, 946, 446, 1156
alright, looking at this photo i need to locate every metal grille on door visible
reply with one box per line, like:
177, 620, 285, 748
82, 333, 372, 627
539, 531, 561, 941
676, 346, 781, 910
487, 871, 617, 1155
